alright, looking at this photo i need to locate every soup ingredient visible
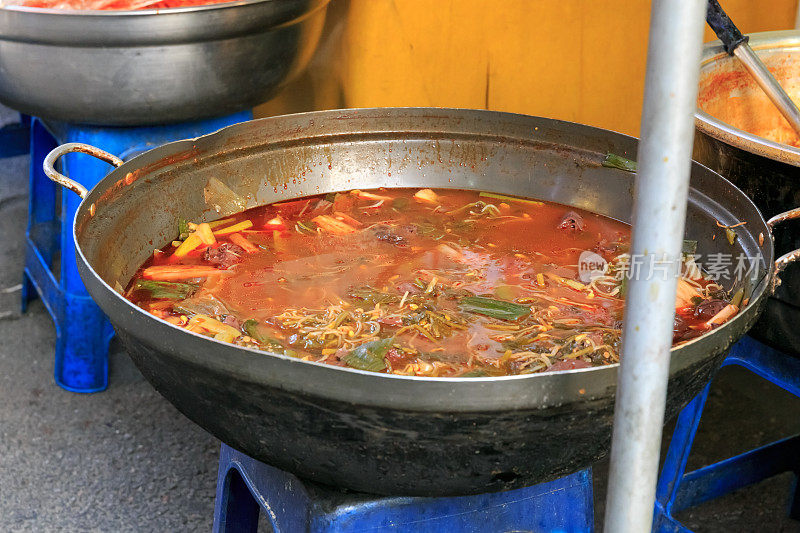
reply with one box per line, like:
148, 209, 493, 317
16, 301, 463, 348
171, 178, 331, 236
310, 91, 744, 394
125, 187, 739, 377
459, 296, 531, 320
602, 153, 638, 173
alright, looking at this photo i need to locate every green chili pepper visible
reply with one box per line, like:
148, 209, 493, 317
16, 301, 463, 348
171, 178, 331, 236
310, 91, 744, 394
133, 280, 196, 300
459, 296, 530, 320
602, 153, 638, 173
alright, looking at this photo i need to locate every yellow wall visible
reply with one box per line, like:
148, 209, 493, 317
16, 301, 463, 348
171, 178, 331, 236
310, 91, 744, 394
257, 0, 798, 137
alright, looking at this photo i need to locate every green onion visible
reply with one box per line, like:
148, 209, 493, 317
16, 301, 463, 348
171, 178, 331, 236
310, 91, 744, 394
178, 218, 191, 240
133, 280, 196, 300
459, 296, 530, 320
479, 191, 543, 206
342, 338, 393, 372
619, 277, 628, 298
459, 369, 488, 377
243, 319, 284, 348
730, 288, 744, 308
602, 153, 638, 173
295, 220, 318, 234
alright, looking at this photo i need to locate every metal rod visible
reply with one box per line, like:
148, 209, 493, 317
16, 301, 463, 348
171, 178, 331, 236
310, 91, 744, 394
732, 43, 800, 136
603, 1, 707, 531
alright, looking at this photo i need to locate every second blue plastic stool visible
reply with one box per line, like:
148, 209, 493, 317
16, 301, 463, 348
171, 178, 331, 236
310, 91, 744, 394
213, 443, 594, 533
654, 335, 800, 531
22, 112, 253, 393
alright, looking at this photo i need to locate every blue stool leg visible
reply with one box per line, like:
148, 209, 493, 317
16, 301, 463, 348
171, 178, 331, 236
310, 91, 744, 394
213, 446, 593, 533
655, 336, 800, 531
53, 148, 118, 392
23, 111, 253, 392
790, 473, 800, 521
214, 467, 260, 533
22, 119, 59, 312
0, 114, 30, 158
213, 444, 311, 533
655, 383, 712, 519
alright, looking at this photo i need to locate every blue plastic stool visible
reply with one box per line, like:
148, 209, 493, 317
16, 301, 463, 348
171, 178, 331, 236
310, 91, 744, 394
21, 112, 253, 393
654, 336, 800, 532
213, 444, 594, 532
0, 115, 30, 158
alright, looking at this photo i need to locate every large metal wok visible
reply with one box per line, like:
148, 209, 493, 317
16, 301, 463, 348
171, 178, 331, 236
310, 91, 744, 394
44, 108, 799, 496
0, 0, 330, 125
695, 30, 800, 355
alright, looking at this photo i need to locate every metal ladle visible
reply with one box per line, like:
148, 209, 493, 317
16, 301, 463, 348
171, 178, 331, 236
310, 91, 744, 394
707, 0, 800, 136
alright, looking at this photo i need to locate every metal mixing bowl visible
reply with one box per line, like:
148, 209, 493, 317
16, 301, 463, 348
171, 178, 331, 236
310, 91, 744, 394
694, 30, 800, 355
0, 0, 330, 125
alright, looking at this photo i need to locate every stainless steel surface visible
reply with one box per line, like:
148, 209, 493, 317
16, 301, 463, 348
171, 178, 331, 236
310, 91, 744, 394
43, 142, 123, 198
0, 0, 330, 125
604, 1, 706, 530
48, 109, 776, 495
733, 43, 800, 137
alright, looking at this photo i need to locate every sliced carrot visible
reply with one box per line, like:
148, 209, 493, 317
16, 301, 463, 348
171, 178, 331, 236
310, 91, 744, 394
229, 232, 259, 253
195, 222, 216, 245
141, 265, 221, 281
414, 188, 440, 205
675, 278, 702, 308
272, 230, 287, 252
213, 219, 253, 236
708, 304, 739, 327
313, 215, 357, 234
333, 211, 363, 227
173, 233, 203, 258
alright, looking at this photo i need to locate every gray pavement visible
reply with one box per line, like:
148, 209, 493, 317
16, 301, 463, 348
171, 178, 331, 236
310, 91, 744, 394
2, 107, 800, 532
0, 111, 218, 531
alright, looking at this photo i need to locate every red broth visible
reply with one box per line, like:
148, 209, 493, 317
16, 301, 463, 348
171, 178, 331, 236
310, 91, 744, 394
125, 188, 736, 377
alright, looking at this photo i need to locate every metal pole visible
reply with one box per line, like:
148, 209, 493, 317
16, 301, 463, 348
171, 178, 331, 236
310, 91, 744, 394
603, 1, 706, 532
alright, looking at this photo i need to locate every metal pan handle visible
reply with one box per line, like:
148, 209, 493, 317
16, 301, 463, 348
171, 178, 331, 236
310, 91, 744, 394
43, 143, 124, 199
767, 207, 800, 289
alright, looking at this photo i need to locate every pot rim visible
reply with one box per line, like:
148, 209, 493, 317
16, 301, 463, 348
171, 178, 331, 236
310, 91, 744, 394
695, 30, 800, 167
72, 107, 774, 411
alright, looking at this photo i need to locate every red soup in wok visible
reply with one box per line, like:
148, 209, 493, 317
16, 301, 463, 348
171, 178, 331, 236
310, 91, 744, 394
125, 188, 740, 377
